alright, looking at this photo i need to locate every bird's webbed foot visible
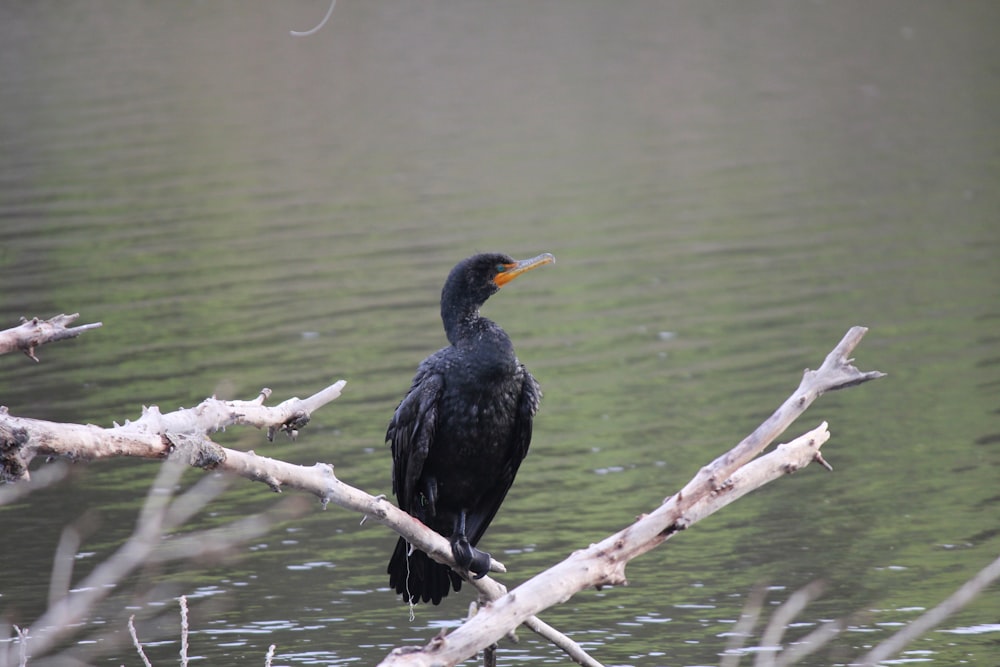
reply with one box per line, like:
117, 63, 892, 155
451, 535, 492, 579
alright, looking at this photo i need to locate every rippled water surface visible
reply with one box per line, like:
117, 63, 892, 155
2, 2, 998, 666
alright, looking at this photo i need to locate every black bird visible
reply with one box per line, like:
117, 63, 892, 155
386, 252, 555, 604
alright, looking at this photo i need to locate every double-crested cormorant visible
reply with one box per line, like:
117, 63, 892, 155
386, 252, 555, 604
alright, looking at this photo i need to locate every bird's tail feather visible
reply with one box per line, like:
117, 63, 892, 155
387, 537, 462, 605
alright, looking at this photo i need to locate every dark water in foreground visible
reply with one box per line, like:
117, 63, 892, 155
1, 2, 998, 665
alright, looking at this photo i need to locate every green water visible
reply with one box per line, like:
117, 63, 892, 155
1, 2, 998, 665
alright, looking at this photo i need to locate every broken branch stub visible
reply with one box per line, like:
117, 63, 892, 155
0, 314, 103, 362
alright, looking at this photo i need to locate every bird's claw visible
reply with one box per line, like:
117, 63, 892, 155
451, 536, 492, 578
468, 549, 492, 579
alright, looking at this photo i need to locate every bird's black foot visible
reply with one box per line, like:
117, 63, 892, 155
451, 535, 492, 579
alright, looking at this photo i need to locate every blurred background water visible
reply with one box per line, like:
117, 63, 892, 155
1, 1, 998, 665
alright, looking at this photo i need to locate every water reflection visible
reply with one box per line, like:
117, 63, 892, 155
2, 1, 999, 665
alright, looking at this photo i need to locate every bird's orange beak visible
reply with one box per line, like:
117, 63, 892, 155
493, 253, 556, 287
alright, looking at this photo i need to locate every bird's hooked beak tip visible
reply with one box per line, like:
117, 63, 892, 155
494, 253, 556, 287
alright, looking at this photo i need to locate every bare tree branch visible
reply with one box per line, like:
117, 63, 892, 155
378, 327, 884, 667
179, 595, 190, 667
0, 381, 345, 483
0, 314, 102, 362
2, 327, 898, 667
2, 320, 996, 666
127, 616, 153, 667
0, 383, 514, 575
520, 615, 603, 667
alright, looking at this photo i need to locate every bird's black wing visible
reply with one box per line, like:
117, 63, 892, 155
387, 356, 445, 513
467, 366, 541, 545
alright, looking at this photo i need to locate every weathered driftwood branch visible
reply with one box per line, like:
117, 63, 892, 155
377, 326, 885, 667
0, 314, 103, 362
2, 327, 887, 667
0, 381, 345, 483
0, 377, 507, 579
0, 379, 502, 574
1, 381, 587, 661
0, 382, 507, 568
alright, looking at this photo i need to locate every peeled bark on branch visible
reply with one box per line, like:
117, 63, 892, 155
0, 382, 346, 484
0, 314, 103, 361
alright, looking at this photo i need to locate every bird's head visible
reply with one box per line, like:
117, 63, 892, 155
443, 252, 555, 308
440, 252, 555, 339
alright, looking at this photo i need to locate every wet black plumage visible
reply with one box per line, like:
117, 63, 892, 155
386, 252, 554, 604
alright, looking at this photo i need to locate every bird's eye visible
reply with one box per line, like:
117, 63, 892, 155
495, 264, 507, 273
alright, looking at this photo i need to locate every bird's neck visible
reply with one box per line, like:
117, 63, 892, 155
443, 308, 512, 352
443, 307, 484, 343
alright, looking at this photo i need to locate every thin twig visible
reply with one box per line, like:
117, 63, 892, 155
14, 625, 28, 667
128, 615, 153, 667
290, 0, 336, 37
179, 595, 189, 667
521, 616, 605, 667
